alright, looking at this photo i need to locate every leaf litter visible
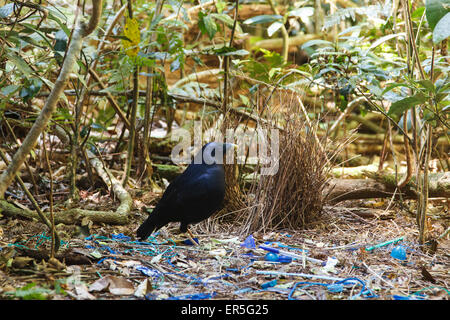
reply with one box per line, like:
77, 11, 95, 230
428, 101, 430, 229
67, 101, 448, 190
0, 201, 448, 300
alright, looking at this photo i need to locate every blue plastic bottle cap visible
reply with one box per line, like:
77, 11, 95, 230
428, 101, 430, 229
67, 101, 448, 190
264, 252, 279, 262
390, 245, 407, 261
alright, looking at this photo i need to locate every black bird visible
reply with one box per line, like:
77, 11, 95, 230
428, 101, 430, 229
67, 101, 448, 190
136, 142, 236, 243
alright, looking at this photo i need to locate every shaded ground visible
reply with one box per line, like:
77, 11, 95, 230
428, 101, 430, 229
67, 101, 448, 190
0, 199, 448, 300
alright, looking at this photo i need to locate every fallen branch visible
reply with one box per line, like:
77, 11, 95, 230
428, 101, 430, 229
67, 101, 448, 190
0, 150, 132, 226
253, 34, 328, 51
325, 172, 450, 203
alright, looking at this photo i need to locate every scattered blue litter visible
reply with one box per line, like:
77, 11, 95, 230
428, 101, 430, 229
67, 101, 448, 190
241, 252, 257, 258
202, 274, 231, 284
288, 277, 378, 300
167, 292, 217, 300
144, 293, 158, 300
263, 241, 308, 252
97, 257, 114, 264
101, 245, 117, 254
226, 261, 254, 274
391, 245, 407, 261
183, 238, 199, 245
111, 233, 131, 241
392, 294, 425, 300
136, 265, 163, 279
241, 235, 256, 249
234, 287, 253, 295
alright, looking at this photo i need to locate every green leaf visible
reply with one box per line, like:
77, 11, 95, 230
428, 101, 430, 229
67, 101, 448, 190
6, 52, 33, 77
435, 92, 448, 103
426, 0, 450, 30
215, 0, 226, 14
437, 80, 450, 92
198, 12, 218, 40
382, 82, 415, 95
211, 13, 234, 27
170, 54, 183, 72
19, 78, 43, 102
363, 33, 406, 55
0, 3, 14, 18
5, 283, 51, 300
411, 6, 426, 19
1, 85, 20, 96
214, 47, 249, 56
267, 21, 283, 37
301, 39, 333, 49
268, 67, 281, 79
417, 80, 435, 92
432, 12, 450, 43
239, 94, 250, 106
387, 94, 426, 116
288, 7, 314, 19
243, 14, 283, 25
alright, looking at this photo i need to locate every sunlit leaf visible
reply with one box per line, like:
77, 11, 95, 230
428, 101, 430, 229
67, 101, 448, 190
267, 21, 283, 37
198, 11, 218, 40
387, 94, 426, 116
122, 17, 140, 57
0, 3, 14, 18
243, 15, 282, 25
288, 7, 314, 19
426, 0, 450, 30
432, 12, 450, 43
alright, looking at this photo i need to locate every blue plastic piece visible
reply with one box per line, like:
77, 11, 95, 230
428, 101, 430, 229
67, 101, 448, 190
391, 245, 407, 261
167, 292, 217, 300
111, 233, 131, 241
264, 252, 292, 263
265, 252, 279, 261
241, 235, 256, 249
261, 279, 277, 289
278, 255, 293, 263
327, 283, 344, 293
136, 265, 162, 279
234, 287, 253, 294
183, 237, 199, 245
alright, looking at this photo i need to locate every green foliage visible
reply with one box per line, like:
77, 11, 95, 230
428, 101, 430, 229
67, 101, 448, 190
4, 283, 53, 300
241, 48, 285, 82
198, 11, 218, 40
0, 0, 448, 173
243, 14, 283, 25
426, 0, 450, 43
425, 0, 450, 29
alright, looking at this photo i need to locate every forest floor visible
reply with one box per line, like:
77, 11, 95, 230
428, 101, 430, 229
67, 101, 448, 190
0, 196, 448, 300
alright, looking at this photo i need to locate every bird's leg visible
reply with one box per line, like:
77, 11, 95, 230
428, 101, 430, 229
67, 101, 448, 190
186, 228, 198, 245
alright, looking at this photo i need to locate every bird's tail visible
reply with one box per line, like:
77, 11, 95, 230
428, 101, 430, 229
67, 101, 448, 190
136, 211, 162, 240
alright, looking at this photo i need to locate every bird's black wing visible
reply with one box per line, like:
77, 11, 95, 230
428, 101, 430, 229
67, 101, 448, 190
136, 164, 224, 240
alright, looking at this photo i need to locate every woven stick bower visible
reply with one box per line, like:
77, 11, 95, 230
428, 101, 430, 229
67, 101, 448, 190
242, 109, 330, 233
